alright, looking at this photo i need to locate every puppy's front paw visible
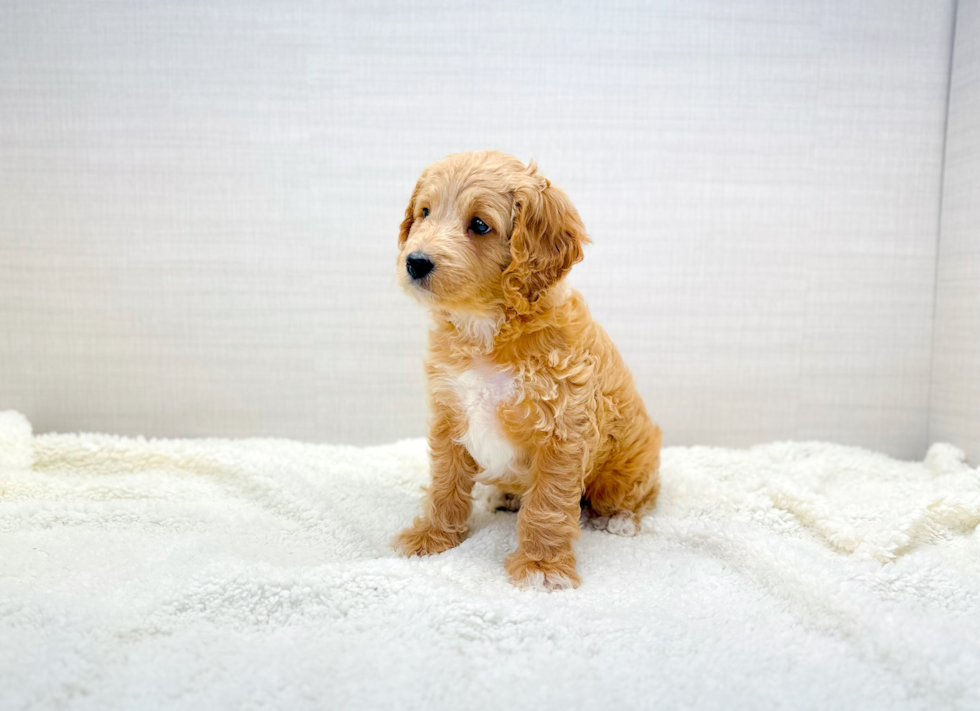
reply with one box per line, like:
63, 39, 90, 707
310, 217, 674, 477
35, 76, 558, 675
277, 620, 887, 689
504, 550, 580, 592
394, 519, 464, 557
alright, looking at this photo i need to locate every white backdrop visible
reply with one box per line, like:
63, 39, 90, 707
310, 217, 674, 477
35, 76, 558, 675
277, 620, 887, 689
0, 0, 964, 459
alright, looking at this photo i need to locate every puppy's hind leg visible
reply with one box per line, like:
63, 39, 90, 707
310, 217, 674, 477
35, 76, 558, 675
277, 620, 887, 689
583, 427, 661, 537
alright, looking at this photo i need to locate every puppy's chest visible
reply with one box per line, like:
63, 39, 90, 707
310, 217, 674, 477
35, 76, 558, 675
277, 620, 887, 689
444, 363, 522, 483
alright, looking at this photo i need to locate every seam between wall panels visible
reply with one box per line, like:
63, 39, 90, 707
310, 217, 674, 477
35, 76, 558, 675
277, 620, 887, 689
926, 0, 960, 450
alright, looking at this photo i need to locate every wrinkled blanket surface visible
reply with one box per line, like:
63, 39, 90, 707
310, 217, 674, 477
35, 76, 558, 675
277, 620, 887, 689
1, 410, 979, 710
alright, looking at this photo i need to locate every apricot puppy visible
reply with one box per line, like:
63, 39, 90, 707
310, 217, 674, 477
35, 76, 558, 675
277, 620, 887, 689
394, 150, 661, 591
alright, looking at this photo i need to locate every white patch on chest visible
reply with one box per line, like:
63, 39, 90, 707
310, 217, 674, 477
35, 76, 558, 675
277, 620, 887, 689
452, 364, 518, 483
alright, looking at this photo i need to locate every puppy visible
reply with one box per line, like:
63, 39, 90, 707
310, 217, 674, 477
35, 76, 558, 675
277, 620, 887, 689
394, 150, 661, 591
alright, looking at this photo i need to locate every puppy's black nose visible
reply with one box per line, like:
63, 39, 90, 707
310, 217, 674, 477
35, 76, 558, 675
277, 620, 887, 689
406, 252, 434, 280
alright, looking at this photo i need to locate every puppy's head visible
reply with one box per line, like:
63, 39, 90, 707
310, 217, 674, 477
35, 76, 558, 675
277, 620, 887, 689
397, 150, 588, 317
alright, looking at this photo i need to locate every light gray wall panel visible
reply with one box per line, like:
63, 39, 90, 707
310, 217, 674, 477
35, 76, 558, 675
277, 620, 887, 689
0, 1, 956, 456
932, 0, 980, 464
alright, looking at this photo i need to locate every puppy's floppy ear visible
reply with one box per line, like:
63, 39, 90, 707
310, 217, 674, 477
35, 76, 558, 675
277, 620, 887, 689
502, 167, 590, 314
399, 178, 422, 246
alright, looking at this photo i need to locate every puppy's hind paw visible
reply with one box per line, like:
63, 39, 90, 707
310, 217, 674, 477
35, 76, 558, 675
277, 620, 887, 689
593, 510, 638, 537
493, 492, 521, 512
581, 508, 639, 536
475, 484, 522, 512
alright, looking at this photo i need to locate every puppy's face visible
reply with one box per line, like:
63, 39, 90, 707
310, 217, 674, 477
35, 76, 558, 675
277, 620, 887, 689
397, 150, 589, 317
397, 152, 515, 315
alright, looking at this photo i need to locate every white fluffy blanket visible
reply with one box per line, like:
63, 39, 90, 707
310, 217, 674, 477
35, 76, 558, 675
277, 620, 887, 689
2, 410, 979, 710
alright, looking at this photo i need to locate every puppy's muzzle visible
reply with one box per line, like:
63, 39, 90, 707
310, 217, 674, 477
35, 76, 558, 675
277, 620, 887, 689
406, 252, 434, 280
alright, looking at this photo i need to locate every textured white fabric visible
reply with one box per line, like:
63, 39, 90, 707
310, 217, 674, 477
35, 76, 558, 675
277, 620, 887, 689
932, 0, 980, 465
1, 410, 979, 708
0, 1, 957, 457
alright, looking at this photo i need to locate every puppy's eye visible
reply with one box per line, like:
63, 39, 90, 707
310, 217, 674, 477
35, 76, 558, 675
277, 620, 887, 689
421, 208, 430, 219
470, 217, 491, 235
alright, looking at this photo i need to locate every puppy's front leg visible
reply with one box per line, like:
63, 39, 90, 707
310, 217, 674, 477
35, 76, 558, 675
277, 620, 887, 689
395, 407, 477, 556
505, 447, 584, 591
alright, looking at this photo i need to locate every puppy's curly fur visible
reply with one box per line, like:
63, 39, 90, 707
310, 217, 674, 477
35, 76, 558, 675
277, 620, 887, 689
394, 150, 661, 591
